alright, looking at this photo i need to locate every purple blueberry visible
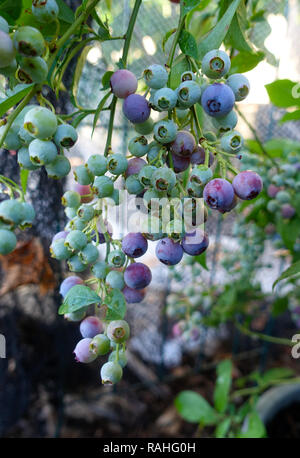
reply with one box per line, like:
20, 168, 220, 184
52, 230, 69, 243
123, 94, 151, 124
232, 170, 263, 200
122, 232, 148, 258
218, 193, 238, 214
190, 146, 214, 166
110, 69, 137, 99
167, 152, 190, 173
201, 83, 235, 118
97, 220, 113, 244
79, 316, 103, 338
73, 183, 93, 203
59, 275, 83, 297
156, 237, 183, 266
281, 204, 295, 219
125, 157, 147, 178
267, 184, 280, 198
181, 229, 209, 256
122, 286, 146, 303
203, 178, 235, 211
73, 338, 97, 363
124, 262, 152, 289
170, 130, 196, 157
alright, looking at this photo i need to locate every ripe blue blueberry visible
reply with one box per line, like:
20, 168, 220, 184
107, 153, 128, 175
107, 320, 130, 343
110, 69, 138, 98
87, 154, 107, 176
74, 338, 97, 363
24, 106, 57, 139
122, 285, 145, 303
80, 316, 103, 339
201, 49, 231, 79
232, 171, 263, 200
122, 232, 148, 258
281, 204, 295, 219
29, 139, 57, 165
203, 178, 235, 211
181, 229, 209, 256
0, 229, 17, 255
201, 83, 235, 118
170, 130, 196, 157
143, 64, 168, 89
125, 157, 146, 177
101, 361, 123, 384
54, 123, 78, 148
191, 146, 214, 166
106, 270, 125, 290
167, 152, 190, 173
59, 275, 83, 297
153, 87, 177, 111
124, 262, 152, 289
226, 73, 250, 101
220, 130, 244, 154
128, 136, 148, 158
154, 119, 177, 144
176, 80, 201, 108
156, 237, 183, 265
92, 175, 114, 197
123, 94, 151, 124
45, 155, 71, 179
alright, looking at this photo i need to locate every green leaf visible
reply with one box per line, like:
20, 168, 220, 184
92, 91, 111, 135
58, 285, 101, 315
214, 359, 233, 413
175, 390, 218, 425
261, 368, 294, 385
198, 0, 241, 58
225, 2, 253, 53
183, 0, 203, 16
279, 109, 300, 124
72, 45, 94, 109
0, 84, 34, 118
229, 51, 264, 74
179, 30, 198, 60
162, 28, 176, 54
215, 418, 232, 438
56, 0, 75, 24
265, 79, 300, 108
102, 289, 126, 321
194, 252, 208, 270
237, 412, 266, 438
169, 54, 190, 90
271, 297, 289, 317
101, 71, 113, 91
273, 260, 300, 289
276, 218, 299, 251
20, 169, 29, 194
0, 0, 22, 21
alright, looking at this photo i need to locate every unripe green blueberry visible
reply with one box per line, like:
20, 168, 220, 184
20, 202, 35, 228
32, 0, 59, 23
18, 56, 48, 83
202, 49, 231, 79
78, 242, 99, 264
0, 125, 21, 151
134, 118, 154, 135
143, 64, 168, 89
65, 309, 86, 322
0, 58, 17, 77
0, 229, 17, 255
65, 207, 77, 219
181, 71, 195, 82
111, 188, 120, 206
74, 165, 94, 185
68, 254, 87, 272
92, 176, 114, 197
92, 260, 109, 279
153, 87, 177, 111
125, 175, 144, 195
101, 361, 123, 385
267, 199, 279, 213
108, 350, 128, 368
275, 190, 290, 204
29, 139, 57, 165
18, 126, 34, 146
24, 106, 57, 139
77, 204, 95, 222
151, 167, 176, 192
0, 16, 9, 34
106, 270, 125, 290
154, 119, 177, 144
50, 238, 72, 260
220, 130, 244, 154
62, 191, 81, 209
65, 229, 87, 252
272, 174, 284, 186
128, 136, 148, 158
87, 154, 107, 176
45, 155, 71, 179
138, 165, 156, 186
0, 199, 25, 227
190, 165, 213, 186
108, 249, 126, 268
70, 216, 86, 231
54, 123, 78, 148
107, 320, 130, 343
107, 153, 128, 175
13, 26, 45, 57
187, 179, 203, 198
226, 73, 250, 101
212, 110, 238, 133
90, 334, 111, 356
281, 163, 297, 178
0, 30, 15, 68
176, 81, 201, 108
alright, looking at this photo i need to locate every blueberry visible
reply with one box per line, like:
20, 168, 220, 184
167, 152, 190, 173
74, 165, 94, 185
52, 230, 69, 243
0, 124, 22, 150
54, 124, 78, 148
0, 229, 17, 255
74, 338, 97, 363
32, 0, 59, 23
45, 155, 71, 179
212, 110, 238, 133
124, 262, 152, 289
0, 31, 15, 68
107, 153, 128, 175
143, 64, 168, 89
181, 71, 195, 82
18, 56, 48, 83
62, 191, 81, 209
65, 207, 77, 219
164, 219, 185, 240
18, 146, 39, 170
13, 26, 45, 56
123, 94, 151, 124
65, 309, 86, 322
0, 16, 9, 34
80, 316, 103, 339
125, 175, 144, 194
128, 135, 148, 158
176, 80, 201, 108
79, 243, 99, 264
187, 179, 203, 198
74, 183, 93, 203
141, 215, 165, 241
65, 230, 87, 251
0, 199, 24, 226
170, 130, 196, 157
89, 334, 110, 356
125, 157, 147, 178
220, 130, 244, 154
232, 171, 263, 200
101, 361, 123, 384
267, 199, 279, 213
202, 49, 231, 79
29, 139, 57, 165
201, 83, 235, 117
153, 87, 177, 111
24, 106, 57, 139
97, 219, 113, 243
110, 69, 138, 98
281, 204, 295, 219
108, 249, 126, 267
218, 193, 238, 214
92, 176, 114, 197
181, 229, 209, 256
134, 118, 154, 135
18, 126, 34, 146
77, 204, 95, 222
50, 238, 72, 260
92, 261, 109, 279
203, 178, 235, 210
275, 190, 290, 204
59, 275, 83, 297
86, 154, 107, 176
154, 119, 177, 144
106, 270, 125, 290
122, 232, 148, 258
190, 145, 214, 166
190, 165, 213, 185
20, 202, 35, 228
156, 237, 183, 265
138, 165, 156, 186
267, 184, 280, 198
226, 73, 250, 101
67, 254, 87, 272
151, 167, 176, 192
108, 350, 128, 368
122, 286, 145, 303
107, 320, 130, 343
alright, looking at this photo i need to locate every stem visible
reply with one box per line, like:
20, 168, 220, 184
235, 321, 293, 347
166, 4, 185, 69
0, 85, 37, 149
190, 105, 203, 140
232, 377, 300, 400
